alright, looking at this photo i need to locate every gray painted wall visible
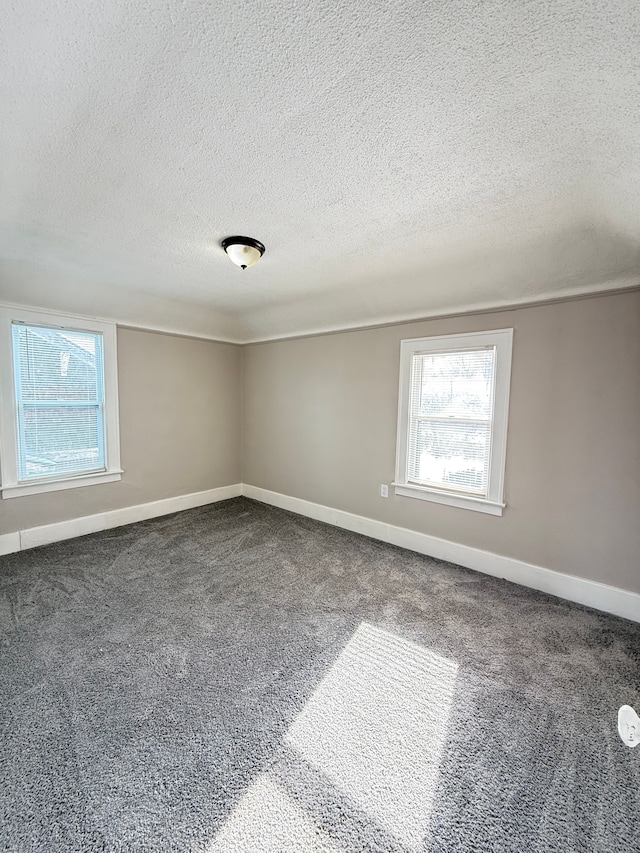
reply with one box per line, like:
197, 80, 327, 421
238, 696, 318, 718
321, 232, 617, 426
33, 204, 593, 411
0, 328, 242, 535
242, 291, 640, 594
2, 293, 637, 595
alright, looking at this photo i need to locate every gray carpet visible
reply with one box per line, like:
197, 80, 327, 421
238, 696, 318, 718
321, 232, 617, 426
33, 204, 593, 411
1, 497, 638, 852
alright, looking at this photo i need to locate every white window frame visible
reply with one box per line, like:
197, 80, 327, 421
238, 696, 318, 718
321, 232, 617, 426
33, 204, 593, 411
394, 329, 513, 516
0, 306, 122, 499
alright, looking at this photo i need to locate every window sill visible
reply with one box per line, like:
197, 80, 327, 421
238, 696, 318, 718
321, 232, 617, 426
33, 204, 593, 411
1, 470, 123, 499
393, 482, 505, 516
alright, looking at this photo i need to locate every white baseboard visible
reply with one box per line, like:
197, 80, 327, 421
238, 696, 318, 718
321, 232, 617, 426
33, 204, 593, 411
241, 484, 640, 623
1, 484, 242, 554
0, 531, 21, 556
2, 481, 637, 623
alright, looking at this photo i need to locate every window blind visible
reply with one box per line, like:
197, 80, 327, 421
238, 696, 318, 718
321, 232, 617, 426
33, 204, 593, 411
407, 347, 496, 496
11, 323, 106, 481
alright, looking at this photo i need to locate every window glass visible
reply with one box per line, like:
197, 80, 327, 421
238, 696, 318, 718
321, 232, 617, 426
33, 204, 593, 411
12, 324, 106, 481
407, 349, 495, 496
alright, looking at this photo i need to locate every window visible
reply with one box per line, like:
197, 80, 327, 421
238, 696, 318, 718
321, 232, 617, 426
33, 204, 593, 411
394, 329, 513, 515
0, 307, 122, 498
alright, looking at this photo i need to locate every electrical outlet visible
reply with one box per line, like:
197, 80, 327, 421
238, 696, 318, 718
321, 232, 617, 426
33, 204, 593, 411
380, 484, 389, 498
618, 705, 640, 747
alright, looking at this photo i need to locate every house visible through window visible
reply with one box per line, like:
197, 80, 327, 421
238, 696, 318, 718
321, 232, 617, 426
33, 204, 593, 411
12, 325, 106, 481
395, 329, 513, 515
0, 308, 122, 498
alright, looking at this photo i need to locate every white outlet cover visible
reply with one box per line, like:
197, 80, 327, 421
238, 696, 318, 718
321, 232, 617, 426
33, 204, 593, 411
380, 484, 389, 498
618, 705, 640, 747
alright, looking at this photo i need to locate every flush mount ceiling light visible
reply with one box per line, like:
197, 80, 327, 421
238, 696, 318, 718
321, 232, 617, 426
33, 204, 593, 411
221, 236, 265, 270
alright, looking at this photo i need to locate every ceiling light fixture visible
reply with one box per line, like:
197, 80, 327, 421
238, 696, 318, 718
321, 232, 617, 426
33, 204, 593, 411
221, 236, 265, 270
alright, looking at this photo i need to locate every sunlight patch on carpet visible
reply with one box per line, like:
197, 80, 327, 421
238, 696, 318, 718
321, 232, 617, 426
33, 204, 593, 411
284, 621, 458, 850
206, 774, 343, 852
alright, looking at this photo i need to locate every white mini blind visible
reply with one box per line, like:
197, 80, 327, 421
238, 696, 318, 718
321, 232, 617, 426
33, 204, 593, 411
11, 323, 106, 482
407, 347, 496, 496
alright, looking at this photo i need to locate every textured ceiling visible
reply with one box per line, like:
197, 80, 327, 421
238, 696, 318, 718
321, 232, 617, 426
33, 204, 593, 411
1, 0, 639, 342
